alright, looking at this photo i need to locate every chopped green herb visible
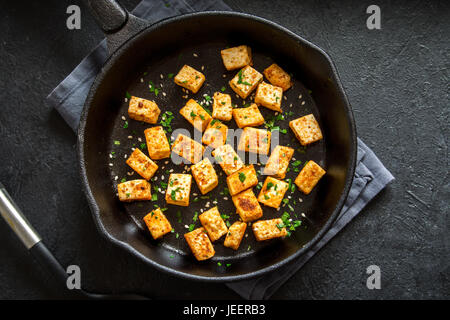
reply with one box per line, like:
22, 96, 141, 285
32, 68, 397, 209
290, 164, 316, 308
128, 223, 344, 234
114, 140, 120, 145
151, 194, 158, 201
239, 172, 246, 183
221, 86, 226, 92
167, 73, 174, 79
123, 121, 128, 129
176, 211, 182, 223
120, 178, 126, 183
292, 160, 302, 167
125, 92, 131, 100
139, 143, 146, 150
188, 224, 195, 232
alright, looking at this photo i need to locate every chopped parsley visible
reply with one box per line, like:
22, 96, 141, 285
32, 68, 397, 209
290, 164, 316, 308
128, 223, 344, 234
160, 111, 174, 133
167, 73, 174, 79
114, 140, 120, 145
139, 143, 146, 150
120, 178, 126, 183
123, 121, 128, 129
125, 92, 131, 100
238, 172, 246, 183
221, 86, 226, 92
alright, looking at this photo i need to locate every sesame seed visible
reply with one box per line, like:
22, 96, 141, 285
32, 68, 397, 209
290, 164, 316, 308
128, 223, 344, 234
128, 136, 133, 139
284, 96, 287, 100
161, 175, 165, 180
138, 137, 142, 142
165, 161, 169, 164
124, 98, 128, 103
121, 116, 126, 121
109, 163, 113, 167
298, 94, 302, 99
223, 197, 228, 200
193, 193, 198, 196
161, 166, 165, 170
185, 225, 189, 229
131, 147, 135, 151
154, 176, 158, 181
169, 169, 174, 172
140, 78, 144, 83
201, 65, 204, 71
160, 74, 164, 79
114, 176, 118, 180
109, 154, 113, 158
162, 92, 166, 96
193, 53, 198, 57
301, 101, 305, 105
124, 154, 127, 159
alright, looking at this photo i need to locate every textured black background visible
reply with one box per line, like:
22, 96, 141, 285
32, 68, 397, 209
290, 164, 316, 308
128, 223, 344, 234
0, 0, 448, 299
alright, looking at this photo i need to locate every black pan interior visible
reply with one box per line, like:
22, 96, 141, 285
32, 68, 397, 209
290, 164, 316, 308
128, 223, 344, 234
79, 13, 356, 281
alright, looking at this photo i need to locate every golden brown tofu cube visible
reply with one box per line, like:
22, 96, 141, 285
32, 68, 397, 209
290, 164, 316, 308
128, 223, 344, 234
229, 66, 263, 99
198, 207, 228, 242
117, 179, 152, 202
237, 127, 271, 155
202, 119, 228, 149
232, 103, 265, 128
226, 165, 259, 196
144, 126, 171, 160
191, 158, 219, 195
165, 173, 192, 206
212, 144, 244, 176
263, 63, 293, 91
252, 218, 288, 241
174, 65, 205, 93
180, 99, 212, 132
263, 145, 294, 179
143, 208, 173, 240
289, 114, 323, 146
224, 221, 247, 250
184, 227, 215, 261
171, 134, 205, 164
257, 177, 289, 209
212, 92, 233, 121
125, 148, 158, 181
254, 82, 283, 112
128, 96, 161, 124
294, 160, 326, 194
220, 45, 253, 71
232, 188, 263, 222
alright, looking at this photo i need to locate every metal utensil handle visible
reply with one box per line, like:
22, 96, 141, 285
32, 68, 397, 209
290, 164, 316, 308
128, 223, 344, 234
84, 0, 148, 54
0, 182, 41, 249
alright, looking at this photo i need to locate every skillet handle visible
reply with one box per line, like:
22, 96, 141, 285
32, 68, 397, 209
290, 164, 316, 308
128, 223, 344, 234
84, 0, 148, 54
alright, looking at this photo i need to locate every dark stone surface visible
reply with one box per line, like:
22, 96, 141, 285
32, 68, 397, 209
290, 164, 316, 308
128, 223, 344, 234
0, 0, 448, 299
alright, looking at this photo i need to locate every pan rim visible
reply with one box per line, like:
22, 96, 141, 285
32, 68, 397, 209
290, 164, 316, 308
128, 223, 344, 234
78, 11, 357, 283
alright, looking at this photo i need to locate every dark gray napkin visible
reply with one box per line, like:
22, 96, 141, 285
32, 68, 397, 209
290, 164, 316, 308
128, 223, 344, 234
45, 0, 394, 300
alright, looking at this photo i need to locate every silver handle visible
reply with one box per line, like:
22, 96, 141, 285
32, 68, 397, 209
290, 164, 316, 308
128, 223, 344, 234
0, 182, 41, 249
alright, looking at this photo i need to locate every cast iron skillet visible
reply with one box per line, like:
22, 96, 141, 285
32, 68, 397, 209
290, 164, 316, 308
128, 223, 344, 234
79, 0, 357, 282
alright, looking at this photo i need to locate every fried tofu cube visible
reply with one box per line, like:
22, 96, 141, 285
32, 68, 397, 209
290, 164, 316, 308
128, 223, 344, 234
184, 227, 215, 261
294, 160, 326, 194
229, 66, 263, 99
180, 99, 212, 132
144, 126, 171, 160
232, 189, 263, 222
289, 114, 323, 146
224, 221, 247, 250
257, 177, 289, 209
174, 65, 205, 93
165, 173, 192, 206
212, 144, 244, 176
254, 82, 283, 112
143, 208, 173, 240
171, 134, 205, 164
252, 218, 288, 241
128, 96, 161, 124
227, 165, 259, 196
202, 119, 228, 149
263, 63, 293, 91
125, 148, 158, 181
237, 127, 271, 155
117, 179, 152, 202
263, 145, 294, 179
198, 207, 228, 242
212, 92, 233, 121
232, 103, 265, 128
220, 45, 253, 71
191, 158, 218, 195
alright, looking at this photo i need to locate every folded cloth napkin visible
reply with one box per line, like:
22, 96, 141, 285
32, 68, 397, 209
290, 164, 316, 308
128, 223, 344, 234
45, 0, 394, 300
